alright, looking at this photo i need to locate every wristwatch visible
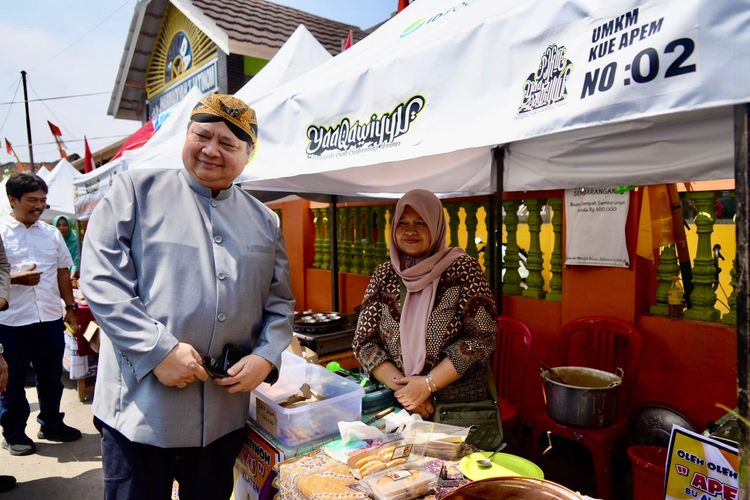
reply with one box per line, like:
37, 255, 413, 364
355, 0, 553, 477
65, 303, 78, 311
0, 343, 4, 355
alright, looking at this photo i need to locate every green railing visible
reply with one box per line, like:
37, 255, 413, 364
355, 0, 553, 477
309, 200, 489, 276
307, 190, 738, 324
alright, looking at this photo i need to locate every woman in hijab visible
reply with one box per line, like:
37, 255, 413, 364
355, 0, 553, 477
54, 215, 79, 279
353, 189, 497, 418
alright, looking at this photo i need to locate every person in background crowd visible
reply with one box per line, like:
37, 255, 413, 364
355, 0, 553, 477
0, 238, 17, 492
81, 93, 295, 500
53, 216, 79, 280
0, 173, 81, 457
352, 189, 497, 418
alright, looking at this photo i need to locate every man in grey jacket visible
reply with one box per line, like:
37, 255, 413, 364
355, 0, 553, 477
81, 94, 295, 499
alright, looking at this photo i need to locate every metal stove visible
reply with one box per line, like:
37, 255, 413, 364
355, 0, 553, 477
293, 311, 356, 356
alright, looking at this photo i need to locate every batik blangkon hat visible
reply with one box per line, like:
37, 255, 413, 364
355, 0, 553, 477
190, 93, 258, 146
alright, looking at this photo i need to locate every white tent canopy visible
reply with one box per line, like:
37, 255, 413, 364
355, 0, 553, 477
43, 159, 79, 220
239, 0, 750, 196
235, 24, 332, 104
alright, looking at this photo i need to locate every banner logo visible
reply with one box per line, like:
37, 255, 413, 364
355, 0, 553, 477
306, 96, 425, 157
400, 0, 476, 38
518, 44, 574, 115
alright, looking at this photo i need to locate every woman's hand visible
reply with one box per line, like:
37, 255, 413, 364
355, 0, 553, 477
411, 399, 434, 419
393, 375, 432, 411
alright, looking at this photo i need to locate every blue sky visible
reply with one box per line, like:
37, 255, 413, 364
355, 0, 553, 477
0, 1, 396, 165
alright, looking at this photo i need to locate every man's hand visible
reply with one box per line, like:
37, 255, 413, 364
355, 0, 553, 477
153, 343, 208, 388
64, 310, 79, 332
0, 355, 8, 393
11, 264, 42, 286
0, 298, 7, 311
393, 375, 432, 411
213, 354, 273, 394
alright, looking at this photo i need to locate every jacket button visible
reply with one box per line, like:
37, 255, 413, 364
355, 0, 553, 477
217, 313, 227, 322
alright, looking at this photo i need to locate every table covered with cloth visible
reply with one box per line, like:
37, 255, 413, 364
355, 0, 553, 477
273, 448, 469, 499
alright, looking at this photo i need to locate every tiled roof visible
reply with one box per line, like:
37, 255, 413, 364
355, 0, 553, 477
192, 0, 368, 55
109, 0, 373, 120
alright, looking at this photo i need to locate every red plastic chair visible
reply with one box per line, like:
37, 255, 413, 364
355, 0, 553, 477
530, 316, 643, 500
492, 317, 533, 431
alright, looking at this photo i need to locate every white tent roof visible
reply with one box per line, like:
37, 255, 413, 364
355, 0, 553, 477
239, 0, 750, 196
235, 25, 332, 103
43, 158, 79, 220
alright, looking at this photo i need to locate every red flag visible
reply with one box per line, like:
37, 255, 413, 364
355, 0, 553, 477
84, 136, 94, 173
4, 138, 27, 171
398, 0, 410, 13
111, 119, 156, 161
342, 30, 353, 51
47, 120, 68, 159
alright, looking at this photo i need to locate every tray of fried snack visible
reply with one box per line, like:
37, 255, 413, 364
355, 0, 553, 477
361, 463, 439, 500
347, 440, 414, 479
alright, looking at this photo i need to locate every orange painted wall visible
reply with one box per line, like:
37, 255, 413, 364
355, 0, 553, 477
306, 268, 370, 314
273, 199, 315, 312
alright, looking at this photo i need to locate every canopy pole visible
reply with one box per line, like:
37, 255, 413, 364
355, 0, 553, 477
329, 196, 340, 312
21, 71, 35, 172
492, 147, 505, 315
734, 103, 749, 495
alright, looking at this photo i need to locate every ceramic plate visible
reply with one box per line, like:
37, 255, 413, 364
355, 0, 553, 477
458, 452, 544, 481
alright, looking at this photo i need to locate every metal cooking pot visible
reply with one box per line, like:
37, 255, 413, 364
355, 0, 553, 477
540, 366, 623, 428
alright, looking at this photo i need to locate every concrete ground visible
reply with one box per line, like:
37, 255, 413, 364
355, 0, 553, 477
1, 377, 103, 499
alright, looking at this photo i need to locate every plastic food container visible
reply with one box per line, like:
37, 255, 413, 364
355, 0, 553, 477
362, 463, 439, 500
249, 362, 364, 447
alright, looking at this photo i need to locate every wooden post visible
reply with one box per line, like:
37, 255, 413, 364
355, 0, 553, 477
733, 103, 749, 495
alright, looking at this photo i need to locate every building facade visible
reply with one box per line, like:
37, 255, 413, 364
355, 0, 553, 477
108, 0, 368, 122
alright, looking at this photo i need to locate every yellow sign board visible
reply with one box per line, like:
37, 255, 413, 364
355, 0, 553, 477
665, 425, 738, 500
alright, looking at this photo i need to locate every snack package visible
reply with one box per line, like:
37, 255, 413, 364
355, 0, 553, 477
361, 463, 439, 500
347, 439, 414, 479
402, 420, 471, 460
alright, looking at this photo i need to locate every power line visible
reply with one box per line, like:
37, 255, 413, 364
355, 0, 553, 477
0, 77, 21, 103
29, 81, 74, 137
0, 79, 22, 137
10, 134, 131, 149
28, 0, 134, 73
0, 91, 111, 106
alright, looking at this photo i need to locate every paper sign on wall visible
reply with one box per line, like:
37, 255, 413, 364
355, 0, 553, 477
565, 188, 630, 268
665, 425, 738, 500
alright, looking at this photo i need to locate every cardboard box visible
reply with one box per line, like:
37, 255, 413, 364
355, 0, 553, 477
233, 425, 284, 500
232, 421, 343, 500
83, 321, 101, 353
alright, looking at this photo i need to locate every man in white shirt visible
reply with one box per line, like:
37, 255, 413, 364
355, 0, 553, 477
0, 173, 81, 457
